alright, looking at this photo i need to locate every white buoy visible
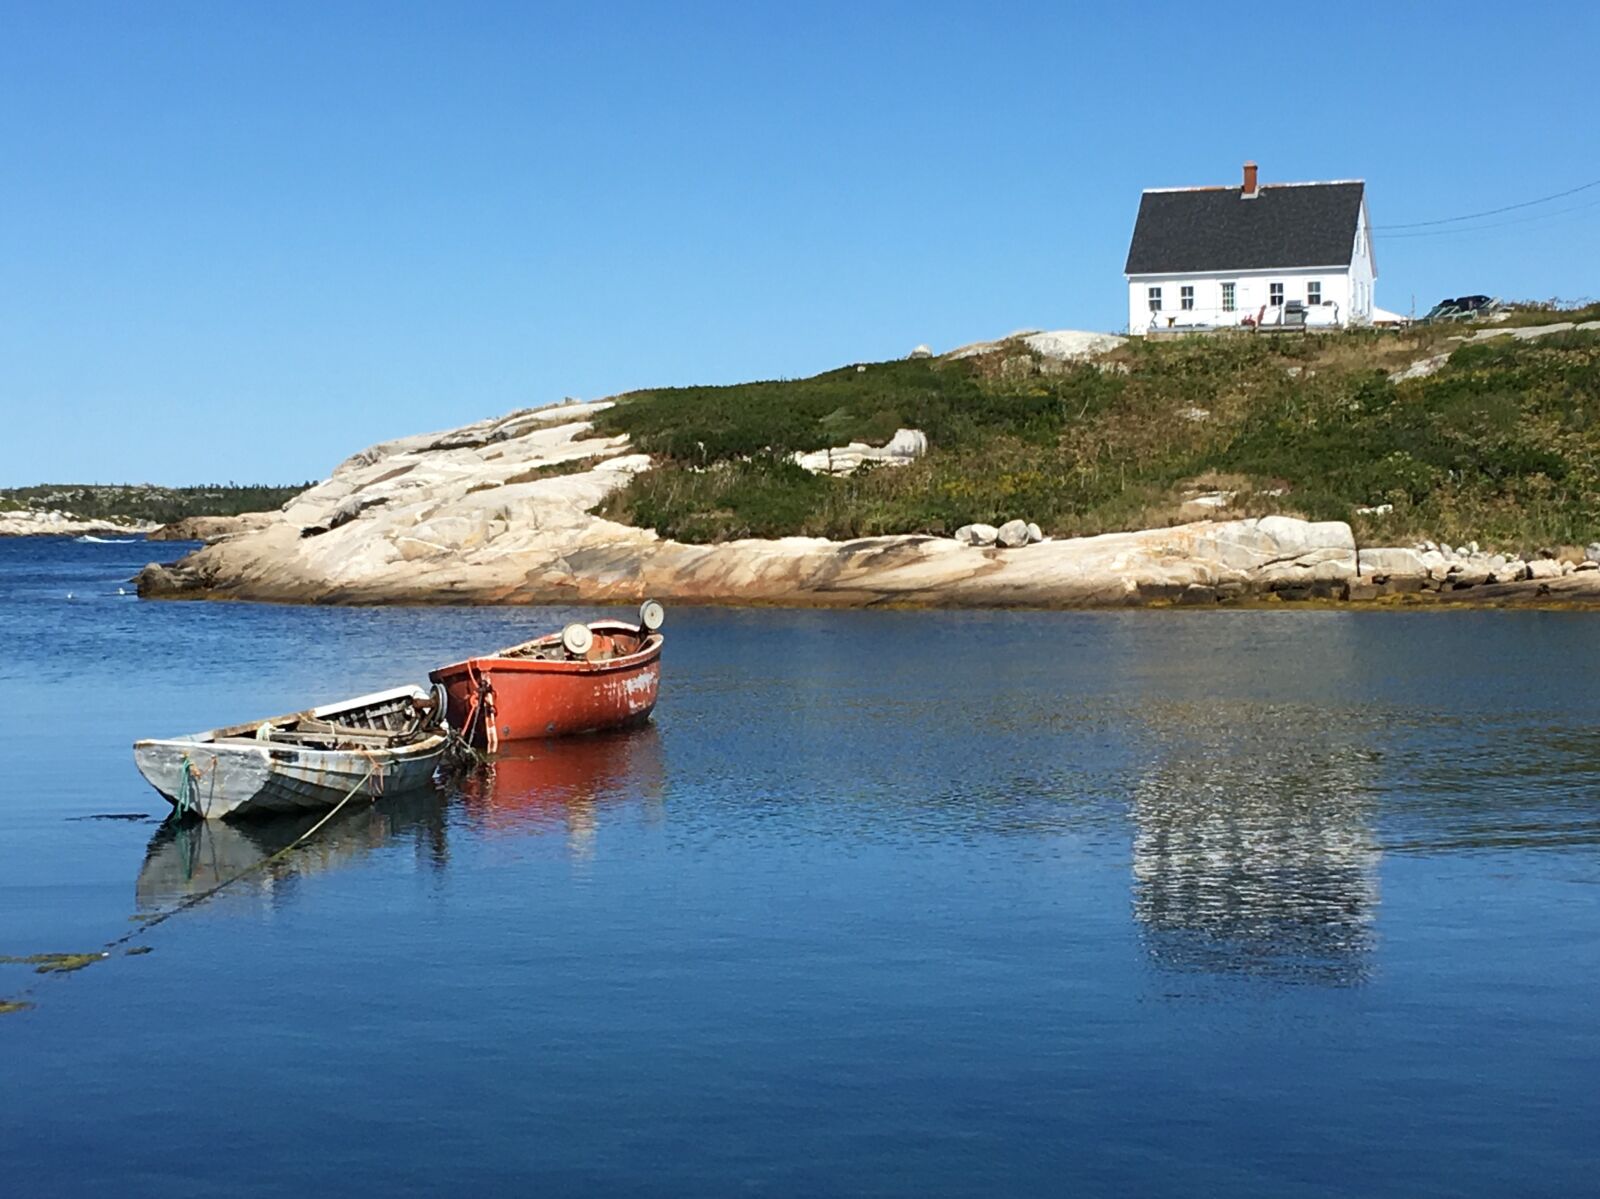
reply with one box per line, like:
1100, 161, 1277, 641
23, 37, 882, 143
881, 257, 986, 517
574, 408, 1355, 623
639, 599, 665, 631
561, 622, 594, 657
65, 592, 74, 601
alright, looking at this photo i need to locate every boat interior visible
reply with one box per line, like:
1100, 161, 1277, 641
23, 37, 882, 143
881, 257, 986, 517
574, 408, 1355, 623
498, 626, 656, 663
197, 690, 444, 751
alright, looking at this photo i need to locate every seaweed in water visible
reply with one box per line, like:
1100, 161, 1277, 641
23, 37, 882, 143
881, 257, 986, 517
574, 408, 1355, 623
0, 952, 109, 974
69, 813, 156, 822
0, 1000, 34, 1016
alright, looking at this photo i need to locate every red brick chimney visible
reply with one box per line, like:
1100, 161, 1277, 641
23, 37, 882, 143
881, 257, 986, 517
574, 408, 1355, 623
1242, 160, 1260, 198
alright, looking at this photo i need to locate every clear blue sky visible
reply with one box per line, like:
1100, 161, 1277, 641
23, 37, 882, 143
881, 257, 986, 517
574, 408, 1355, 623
2, 1, 1595, 485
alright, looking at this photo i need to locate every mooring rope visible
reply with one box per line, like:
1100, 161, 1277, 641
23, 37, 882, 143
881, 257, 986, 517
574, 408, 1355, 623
120, 763, 377, 941
174, 753, 214, 821
0, 764, 378, 1013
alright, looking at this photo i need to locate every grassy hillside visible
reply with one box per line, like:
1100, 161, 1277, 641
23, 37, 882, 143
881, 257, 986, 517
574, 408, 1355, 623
593, 324, 1600, 553
0, 482, 311, 525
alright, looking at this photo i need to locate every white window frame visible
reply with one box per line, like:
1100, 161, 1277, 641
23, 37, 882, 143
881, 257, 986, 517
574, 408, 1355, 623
1147, 286, 1163, 312
1269, 282, 1285, 307
1221, 282, 1236, 312
1180, 285, 1195, 311
1307, 280, 1322, 305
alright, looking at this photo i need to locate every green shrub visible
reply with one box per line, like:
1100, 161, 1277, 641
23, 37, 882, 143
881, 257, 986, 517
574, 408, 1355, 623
595, 330, 1600, 551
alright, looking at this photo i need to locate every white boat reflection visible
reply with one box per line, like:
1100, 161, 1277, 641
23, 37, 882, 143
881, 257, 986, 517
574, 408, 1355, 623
136, 724, 668, 907
136, 786, 451, 910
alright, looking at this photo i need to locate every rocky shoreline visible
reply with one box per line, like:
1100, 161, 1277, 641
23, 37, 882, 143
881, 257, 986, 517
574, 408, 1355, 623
143, 512, 276, 542
134, 399, 1600, 611
0, 509, 158, 538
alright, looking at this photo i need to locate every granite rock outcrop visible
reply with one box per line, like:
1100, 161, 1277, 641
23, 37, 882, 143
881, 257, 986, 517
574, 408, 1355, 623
136, 400, 1600, 609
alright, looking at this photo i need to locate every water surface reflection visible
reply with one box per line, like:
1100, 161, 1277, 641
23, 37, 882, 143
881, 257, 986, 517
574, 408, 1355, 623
135, 726, 669, 906
1131, 701, 1382, 986
454, 725, 666, 850
136, 787, 452, 909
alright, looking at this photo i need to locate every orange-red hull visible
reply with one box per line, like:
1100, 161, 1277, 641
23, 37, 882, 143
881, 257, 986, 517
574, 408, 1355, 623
430, 621, 662, 748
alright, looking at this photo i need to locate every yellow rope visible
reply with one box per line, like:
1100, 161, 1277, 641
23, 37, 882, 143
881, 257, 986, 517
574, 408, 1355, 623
3, 765, 378, 1012
119, 764, 378, 941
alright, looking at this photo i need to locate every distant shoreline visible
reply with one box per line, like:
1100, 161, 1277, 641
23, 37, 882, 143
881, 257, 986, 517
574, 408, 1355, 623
0, 511, 158, 539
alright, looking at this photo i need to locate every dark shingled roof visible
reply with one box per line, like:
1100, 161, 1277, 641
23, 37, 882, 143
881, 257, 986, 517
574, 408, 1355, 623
1124, 182, 1365, 274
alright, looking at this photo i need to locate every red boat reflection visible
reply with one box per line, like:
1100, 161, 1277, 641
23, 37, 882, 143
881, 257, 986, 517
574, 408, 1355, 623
454, 724, 666, 846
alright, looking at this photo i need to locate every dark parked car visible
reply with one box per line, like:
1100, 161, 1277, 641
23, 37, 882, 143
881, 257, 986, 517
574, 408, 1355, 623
1420, 295, 1499, 323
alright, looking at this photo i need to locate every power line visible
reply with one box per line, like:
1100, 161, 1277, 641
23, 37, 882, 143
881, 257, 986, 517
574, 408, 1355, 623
1375, 196, 1600, 239
1376, 176, 1600, 230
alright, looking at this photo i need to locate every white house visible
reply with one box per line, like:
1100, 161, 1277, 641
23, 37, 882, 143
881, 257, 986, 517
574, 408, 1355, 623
1124, 162, 1376, 333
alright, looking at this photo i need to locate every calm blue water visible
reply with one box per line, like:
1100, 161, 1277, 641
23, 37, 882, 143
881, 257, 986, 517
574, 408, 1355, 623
3, 536, 1598, 1196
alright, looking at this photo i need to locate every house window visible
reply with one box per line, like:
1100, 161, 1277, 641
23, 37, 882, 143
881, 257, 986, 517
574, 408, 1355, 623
1307, 281, 1322, 305
1180, 285, 1195, 311
1147, 286, 1163, 312
1269, 282, 1285, 306
1221, 282, 1236, 312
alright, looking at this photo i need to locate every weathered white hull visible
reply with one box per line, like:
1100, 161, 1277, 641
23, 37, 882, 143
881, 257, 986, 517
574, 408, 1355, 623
133, 738, 445, 819
133, 684, 447, 820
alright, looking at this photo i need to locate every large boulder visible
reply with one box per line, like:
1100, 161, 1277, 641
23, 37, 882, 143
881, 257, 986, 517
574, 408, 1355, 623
944, 329, 1126, 362
1358, 547, 1428, 581
147, 512, 277, 543
882, 428, 928, 459
792, 428, 928, 476
995, 520, 1031, 548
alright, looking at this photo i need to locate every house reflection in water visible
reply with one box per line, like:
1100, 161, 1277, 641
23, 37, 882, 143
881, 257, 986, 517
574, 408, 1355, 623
1130, 702, 1382, 986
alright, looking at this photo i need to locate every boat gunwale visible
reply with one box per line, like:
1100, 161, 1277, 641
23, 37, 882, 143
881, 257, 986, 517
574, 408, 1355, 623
132, 729, 450, 761
431, 623, 663, 680
131, 684, 443, 748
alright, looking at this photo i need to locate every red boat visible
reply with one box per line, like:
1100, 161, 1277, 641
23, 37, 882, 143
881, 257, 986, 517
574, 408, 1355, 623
430, 602, 665, 749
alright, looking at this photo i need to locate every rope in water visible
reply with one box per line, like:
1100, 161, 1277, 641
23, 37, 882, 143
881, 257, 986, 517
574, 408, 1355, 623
174, 753, 211, 821
1, 765, 380, 1013
5, 714, 485, 1012
116, 764, 377, 943
110, 723, 495, 941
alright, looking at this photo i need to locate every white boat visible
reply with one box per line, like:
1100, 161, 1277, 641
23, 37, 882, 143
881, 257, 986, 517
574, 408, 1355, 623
133, 685, 449, 820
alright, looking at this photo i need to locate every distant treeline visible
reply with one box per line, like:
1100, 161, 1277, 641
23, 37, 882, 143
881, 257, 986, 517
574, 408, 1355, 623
0, 482, 312, 524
